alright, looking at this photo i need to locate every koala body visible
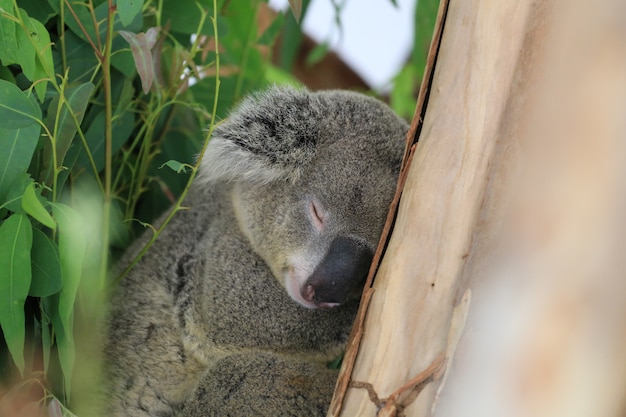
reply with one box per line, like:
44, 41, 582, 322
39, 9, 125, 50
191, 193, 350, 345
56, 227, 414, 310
105, 86, 408, 416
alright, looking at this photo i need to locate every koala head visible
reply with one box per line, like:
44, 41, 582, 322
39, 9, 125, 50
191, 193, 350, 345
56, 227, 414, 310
199, 86, 407, 309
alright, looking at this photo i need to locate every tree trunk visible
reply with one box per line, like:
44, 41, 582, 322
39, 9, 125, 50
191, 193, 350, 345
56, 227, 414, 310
330, 1, 626, 416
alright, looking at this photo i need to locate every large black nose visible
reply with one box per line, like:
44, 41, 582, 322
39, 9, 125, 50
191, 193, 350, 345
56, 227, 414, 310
301, 237, 373, 308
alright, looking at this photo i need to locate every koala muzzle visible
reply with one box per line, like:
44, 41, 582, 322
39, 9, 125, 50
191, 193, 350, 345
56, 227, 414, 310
303, 237, 373, 309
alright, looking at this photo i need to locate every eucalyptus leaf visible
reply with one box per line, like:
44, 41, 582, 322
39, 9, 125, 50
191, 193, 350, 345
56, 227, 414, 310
119, 29, 157, 94
39, 293, 52, 374
0, 2, 18, 64
15, 9, 54, 101
51, 203, 85, 322
0, 213, 33, 376
50, 203, 86, 392
0, 64, 15, 82
275, 0, 310, 70
305, 42, 329, 67
46, 0, 97, 44
2, 173, 33, 214
0, 0, 11, 12
59, 30, 99, 83
0, 79, 41, 129
117, 0, 144, 27
21, 0, 56, 25
390, 63, 418, 120
160, 160, 189, 173
0, 124, 41, 202
78, 110, 135, 172
14, 13, 35, 75
42, 82, 95, 184
47, 292, 75, 397
287, 0, 302, 23
46, 0, 142, 51
40, 309, 51, 374
257, 12, 285, 46
29, 228, 62, 297
162, 0, 219, 36
21, 182, 55, 230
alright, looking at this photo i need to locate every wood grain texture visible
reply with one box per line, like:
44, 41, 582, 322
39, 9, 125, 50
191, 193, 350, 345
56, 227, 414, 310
331, 0, 626, 416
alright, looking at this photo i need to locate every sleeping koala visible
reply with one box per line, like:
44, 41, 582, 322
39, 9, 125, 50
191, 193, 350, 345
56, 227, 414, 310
105, 86, 408, 416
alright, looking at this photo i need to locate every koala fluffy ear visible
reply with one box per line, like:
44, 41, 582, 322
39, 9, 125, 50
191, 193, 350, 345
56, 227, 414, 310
198, 86, 321, 185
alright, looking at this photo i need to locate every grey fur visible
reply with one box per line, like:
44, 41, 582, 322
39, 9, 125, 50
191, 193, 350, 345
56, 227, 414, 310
105, 86, 407, 416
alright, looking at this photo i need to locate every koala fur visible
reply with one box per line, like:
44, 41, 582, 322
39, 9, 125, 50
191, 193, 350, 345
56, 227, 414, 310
105, 86, 408, 416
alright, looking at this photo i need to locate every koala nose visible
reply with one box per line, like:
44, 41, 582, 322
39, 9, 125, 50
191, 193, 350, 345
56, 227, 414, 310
302, 237, 373, 309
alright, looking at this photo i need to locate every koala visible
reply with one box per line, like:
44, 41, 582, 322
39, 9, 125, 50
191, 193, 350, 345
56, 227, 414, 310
104, 86, 408, 417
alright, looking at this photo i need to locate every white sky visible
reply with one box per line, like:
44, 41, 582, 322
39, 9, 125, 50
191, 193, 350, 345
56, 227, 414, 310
268, 0, 416, 92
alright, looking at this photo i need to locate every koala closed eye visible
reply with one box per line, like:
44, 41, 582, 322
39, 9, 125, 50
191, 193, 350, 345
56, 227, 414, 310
308, 197, 327, 232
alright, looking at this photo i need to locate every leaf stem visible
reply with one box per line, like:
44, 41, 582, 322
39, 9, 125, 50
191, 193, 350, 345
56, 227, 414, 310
113, 0, 221, 286
99, 0, 116, 289
63, 0, 103, 60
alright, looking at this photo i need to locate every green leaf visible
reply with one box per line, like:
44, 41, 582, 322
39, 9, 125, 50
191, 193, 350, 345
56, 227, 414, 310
21, 182, 55, 229
257, 12, 285, 46
119, 29, 159, 94
264, 65, 300, 87
288, 0, 302, 23
0, 79, 41, 129
327, 351, 344, 369
0, 0, 11, 12
29, 229, 62, 297
46, 0, 97, 44
15, 9, 54, 101
2, 173, 32, 213
60, 30, 99, 84
412, 0, 439, 75
61, 0, 143, 42
275, 0, 311, 70
0, 124, 41, 203
40, 307, 51, 374
21, 0, 56, 25
51, 203, 84, 322
117, 0, 144, 27
50, 203, 86, 392
53, 140, 81, 196
78, 110, 135, 172
0, 64, 15, 82
110, 41, 136, 78
114, 76, 135, 117
160, 159, 189, 173
305, 42, 329, 66
390, 63, 418, 120
135, 105, 201, 222
0, 2, 18, 64
47, 0, 142, 66
14, 12, 35, 75
42, 82, 95, 184
162, 0, 217, 35
0, 213, 33, 376
46, 292, 75, 398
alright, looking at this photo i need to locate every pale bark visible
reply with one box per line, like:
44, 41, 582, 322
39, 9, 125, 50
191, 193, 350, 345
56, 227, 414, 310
330, 1, 626, 416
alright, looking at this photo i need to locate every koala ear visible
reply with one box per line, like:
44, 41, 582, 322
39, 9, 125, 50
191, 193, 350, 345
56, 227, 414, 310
198, 86, 321, 185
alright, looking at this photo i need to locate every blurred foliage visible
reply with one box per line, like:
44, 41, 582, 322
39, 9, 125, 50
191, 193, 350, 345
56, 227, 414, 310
0, 0, 287, 414
390, 0, 440, 120
276, 0, 440, 120
0, 0, 439, 414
